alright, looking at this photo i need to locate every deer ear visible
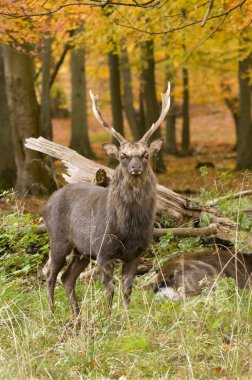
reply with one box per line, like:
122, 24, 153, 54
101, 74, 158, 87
149, 138, 164, 156
102, 143, 119, 159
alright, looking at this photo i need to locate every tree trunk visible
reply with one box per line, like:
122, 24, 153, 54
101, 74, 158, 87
40, 38, 52, 140
164, 81, 177, 155
70, 46, 94, 157
108, 50, 124, 140
0, 48, 16, 189
2, 45, 52, 195
140, 40, 166, 172
165, 98, 177, 155
120, 45, 141, 140
221, 82, 239, 146
181, 66, 190, 155
236, 54, 252, 169
138, 88, 147, 137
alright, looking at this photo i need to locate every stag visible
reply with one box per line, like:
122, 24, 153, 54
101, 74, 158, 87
154, 249, 252, 300
43, 83, 171, 315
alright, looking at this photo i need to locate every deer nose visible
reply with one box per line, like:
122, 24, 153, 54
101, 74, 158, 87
129, 159, 142, 175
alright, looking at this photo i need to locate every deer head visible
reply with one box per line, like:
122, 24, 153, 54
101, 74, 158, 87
89, 83, 170, 177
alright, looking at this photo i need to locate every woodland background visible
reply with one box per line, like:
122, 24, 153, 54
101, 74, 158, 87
0, 0, 252, 195
0, 1, 252, 379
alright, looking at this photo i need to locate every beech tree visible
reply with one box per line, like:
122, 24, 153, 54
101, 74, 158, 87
70, 44, 94, 157
0, 48, 16, 189
237, 50, 252, 169
2, 45, 52, 194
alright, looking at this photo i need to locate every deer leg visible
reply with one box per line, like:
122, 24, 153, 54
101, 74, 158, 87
61, 253, 90, 316
47, 257, 67, 313
122, 257, 140, 305
46, 241, 72, 313
99, 261, 115, 308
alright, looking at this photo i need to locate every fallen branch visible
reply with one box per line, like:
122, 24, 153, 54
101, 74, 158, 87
153, 223, 218, 237
24, 137, 237, 235
206, 190, 252, 206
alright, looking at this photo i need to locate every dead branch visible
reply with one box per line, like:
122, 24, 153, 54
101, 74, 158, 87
24, 137, 237, 235
115, 0, 247, 35
1, 0, 160, 18
153, 223, 218, 237
206, 190, 252, 206
201, 0, 214, 27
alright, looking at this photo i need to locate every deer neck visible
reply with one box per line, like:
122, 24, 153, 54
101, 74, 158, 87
106, 165, 157, 237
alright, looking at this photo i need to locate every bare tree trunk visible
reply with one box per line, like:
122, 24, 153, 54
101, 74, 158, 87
108, 50, 124, 140
221, 82, 239, 147
40, 38, 52, 140
237, 53, 252, 169
165, 99, 177, 155
120, 45, 141, 140
140, 40, 166, 172
138, 89, 147, 137
0, 47, 16, 189
70, 46, 93, 157
2, 45, 52, 194
164, 80, 177, 155
181, 67, 190, 155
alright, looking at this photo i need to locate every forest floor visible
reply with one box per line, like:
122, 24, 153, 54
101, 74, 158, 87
1, 105, 252, 379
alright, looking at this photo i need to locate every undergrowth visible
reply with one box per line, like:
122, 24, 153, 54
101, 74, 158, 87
0, 181, 252, 379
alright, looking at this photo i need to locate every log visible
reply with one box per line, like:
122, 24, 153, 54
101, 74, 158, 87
153, 223, 218, 237
25, 137, 237, 233
205, 190, 252, 206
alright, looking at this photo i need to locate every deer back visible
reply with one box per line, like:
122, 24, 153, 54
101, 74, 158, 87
154, 249, 252, 299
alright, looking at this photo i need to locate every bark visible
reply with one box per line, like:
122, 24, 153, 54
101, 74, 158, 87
137, 88, 147, 137
25, 137, 237, 236
70, 46, 93, 157
0, 48, 16, 188
236, 54, 252, 169
181, 67, 190, 155
221, 83, 239, 144
2, 46, 52, 195
165, 89, 178, 155
120, 45, 141, 140
108, 50, 124, 140
40, 38, 52, 140
153, 223, 218, 237
140, 40, 166, 172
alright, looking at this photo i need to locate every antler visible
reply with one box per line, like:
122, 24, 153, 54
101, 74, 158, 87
139, 82, 171, 144
89, 90, 127, 145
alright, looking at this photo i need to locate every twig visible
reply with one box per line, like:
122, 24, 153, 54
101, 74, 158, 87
115, 0, 247, 35
0, 0, 160, 18
181, 14, 227, 63
153, 223, 218, 237
206, 190, 252, 206
201, 0, 214, 27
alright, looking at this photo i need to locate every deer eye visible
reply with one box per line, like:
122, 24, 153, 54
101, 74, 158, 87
120, 154, 127, 160
143, 152, 149, 159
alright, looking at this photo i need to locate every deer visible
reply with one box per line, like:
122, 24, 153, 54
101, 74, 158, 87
153, 248, 252, 300
43, 83, 171, 316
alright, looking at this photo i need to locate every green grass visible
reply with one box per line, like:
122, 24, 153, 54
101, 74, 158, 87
1, 188, 252, 379
0, 276, 252, 379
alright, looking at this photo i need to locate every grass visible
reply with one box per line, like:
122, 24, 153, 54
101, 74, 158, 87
0, 276, 252, 379
1, 184, 252, 379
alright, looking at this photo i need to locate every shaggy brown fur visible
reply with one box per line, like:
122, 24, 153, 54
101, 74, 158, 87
43, 139, 163, 315
154, 249, 252, 299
